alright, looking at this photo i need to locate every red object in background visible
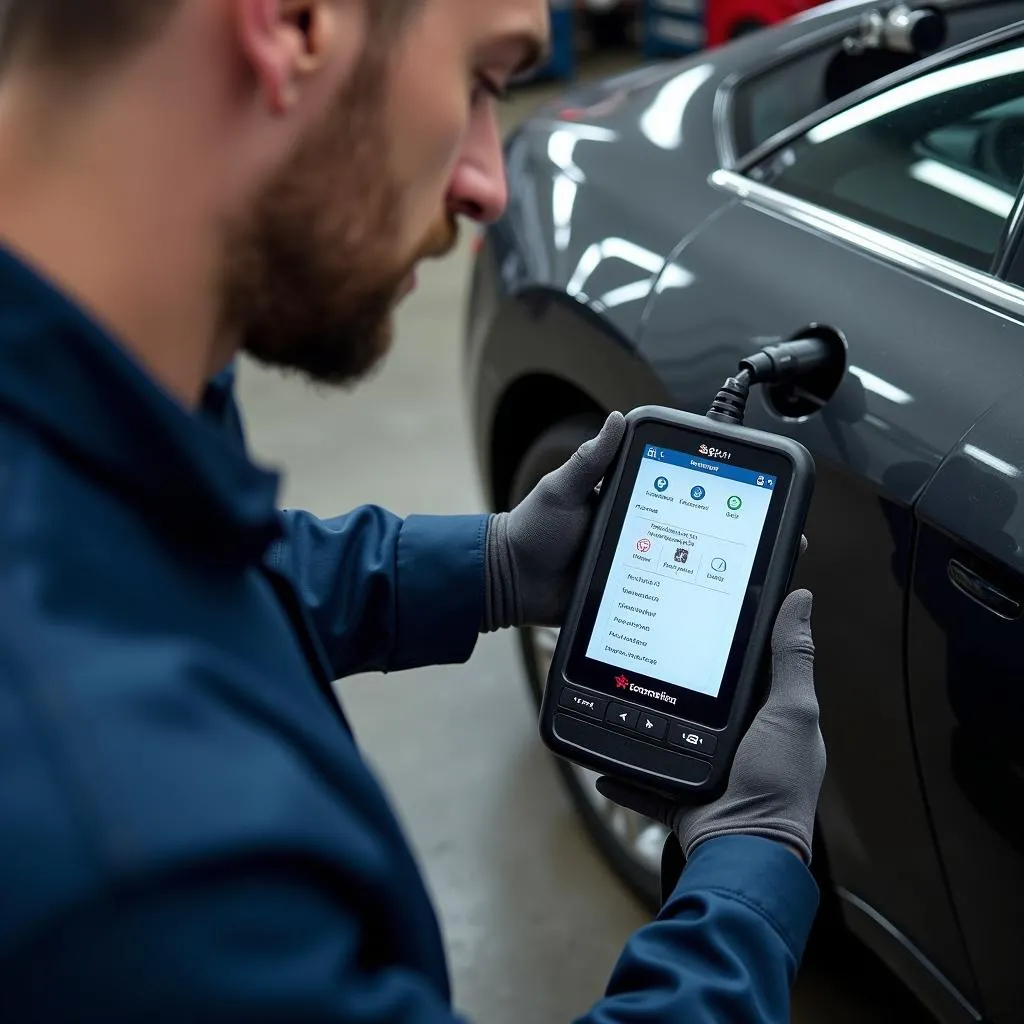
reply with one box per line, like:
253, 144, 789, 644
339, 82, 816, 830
704, 0, 823, 48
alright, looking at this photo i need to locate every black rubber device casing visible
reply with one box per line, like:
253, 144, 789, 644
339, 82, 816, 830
539, 406, 815, 803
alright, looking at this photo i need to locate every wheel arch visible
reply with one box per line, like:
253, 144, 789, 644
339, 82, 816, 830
489, 375, 606, 512
470, 288, 673, 512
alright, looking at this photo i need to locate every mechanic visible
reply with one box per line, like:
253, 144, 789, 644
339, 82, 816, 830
0, 1, 826, 1021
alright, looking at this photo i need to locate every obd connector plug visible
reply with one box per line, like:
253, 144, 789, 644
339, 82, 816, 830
706, 336, 834, 426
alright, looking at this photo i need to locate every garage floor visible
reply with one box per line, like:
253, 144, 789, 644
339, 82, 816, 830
236, 52, 933, 1024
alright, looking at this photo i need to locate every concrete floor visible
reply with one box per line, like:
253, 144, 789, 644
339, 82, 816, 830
235, 56, 934, 1024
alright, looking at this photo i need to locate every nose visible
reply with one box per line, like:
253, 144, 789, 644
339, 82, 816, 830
447, 108, 508, 225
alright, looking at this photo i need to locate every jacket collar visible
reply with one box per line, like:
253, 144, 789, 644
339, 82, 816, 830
0, 245, 282, 565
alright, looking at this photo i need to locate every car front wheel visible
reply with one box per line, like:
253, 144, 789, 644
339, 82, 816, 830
510, 416, 666, 911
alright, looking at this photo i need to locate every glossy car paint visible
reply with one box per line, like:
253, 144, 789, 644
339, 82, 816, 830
464, 3, 1024, 1021
655, 180, 1017, 1024
911, 388, 1024, 1024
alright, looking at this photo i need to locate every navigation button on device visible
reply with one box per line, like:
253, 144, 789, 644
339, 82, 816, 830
634, 713, 667, 742
668, 722, 718, 756
605, 702, 639, 730
554, 714, 712, 786
558, 688, 608, 721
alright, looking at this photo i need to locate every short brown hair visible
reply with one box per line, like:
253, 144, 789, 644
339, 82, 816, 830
0, 0, 425, 76
0, 0, 176, 74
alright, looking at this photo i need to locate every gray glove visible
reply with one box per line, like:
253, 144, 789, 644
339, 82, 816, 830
596, 590, 824, 862
483, 412, 626, 631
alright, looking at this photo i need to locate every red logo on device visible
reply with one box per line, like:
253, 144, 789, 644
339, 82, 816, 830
615, 674, 630, 689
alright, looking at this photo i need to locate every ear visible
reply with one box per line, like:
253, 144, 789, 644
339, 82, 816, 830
234, 0, 351, 115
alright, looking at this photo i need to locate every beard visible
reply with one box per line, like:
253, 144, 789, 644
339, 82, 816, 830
218, 49, 459, 386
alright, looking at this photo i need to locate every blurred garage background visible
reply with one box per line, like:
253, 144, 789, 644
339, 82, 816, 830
237, 2, 933, 1021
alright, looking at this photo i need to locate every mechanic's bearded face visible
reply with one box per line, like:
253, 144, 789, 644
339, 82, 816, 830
222, 41, 457, 386
219, 0, 547, 387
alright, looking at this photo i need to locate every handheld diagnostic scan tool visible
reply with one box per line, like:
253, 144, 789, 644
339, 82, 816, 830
540, 403, 815, 801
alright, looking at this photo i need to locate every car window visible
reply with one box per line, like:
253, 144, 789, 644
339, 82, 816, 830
729, 1, 1024, 158
730, 42, 841, 157
749, 39, 1024, 271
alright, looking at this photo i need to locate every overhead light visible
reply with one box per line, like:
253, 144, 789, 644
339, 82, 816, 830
566, 243, 604, 297
567, 238, 687, 302
639, 64, 714, 151
598, 280, 659, 309
964, 443, 1021, 477
547, 126, 617, 253
909, 159, 1015, 218
597, 237, 664, 274
849, 365, 914, 405
552, 175, 578, 251
547, 124, 618, 180
567, 237, 665, 298
656, 264, 695, 292
808, 48, 1024, 144
598, 264, 695, 309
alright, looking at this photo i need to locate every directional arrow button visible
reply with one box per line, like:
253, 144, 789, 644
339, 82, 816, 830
632, 712, 667, 742
605, 703, 638, 730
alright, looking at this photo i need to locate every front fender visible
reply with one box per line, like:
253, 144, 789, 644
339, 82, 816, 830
466, 279, 673, 506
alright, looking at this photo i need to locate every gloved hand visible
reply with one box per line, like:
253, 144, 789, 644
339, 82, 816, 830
596, 590, 825, 863
483, 412, 626, 631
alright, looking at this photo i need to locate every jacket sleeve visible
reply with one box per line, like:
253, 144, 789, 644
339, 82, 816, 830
577, 836, 819, 1024
1, 836, 816, 1024
201, 365, 489, 679
265, 507, 489, 678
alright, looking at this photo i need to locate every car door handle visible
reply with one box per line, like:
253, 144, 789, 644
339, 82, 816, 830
947, 560, 1022, 620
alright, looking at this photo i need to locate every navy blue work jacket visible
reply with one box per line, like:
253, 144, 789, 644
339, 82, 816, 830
0, 245, 818, 1021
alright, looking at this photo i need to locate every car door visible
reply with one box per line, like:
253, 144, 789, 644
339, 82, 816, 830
908, 215, 1024, 1024
638, 25, 1024, 1022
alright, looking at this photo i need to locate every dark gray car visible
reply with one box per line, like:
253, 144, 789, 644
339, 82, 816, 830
464, 3, 1024, 1021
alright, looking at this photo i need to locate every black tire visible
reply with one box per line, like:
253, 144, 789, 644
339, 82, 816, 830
511, 416, 662, 911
